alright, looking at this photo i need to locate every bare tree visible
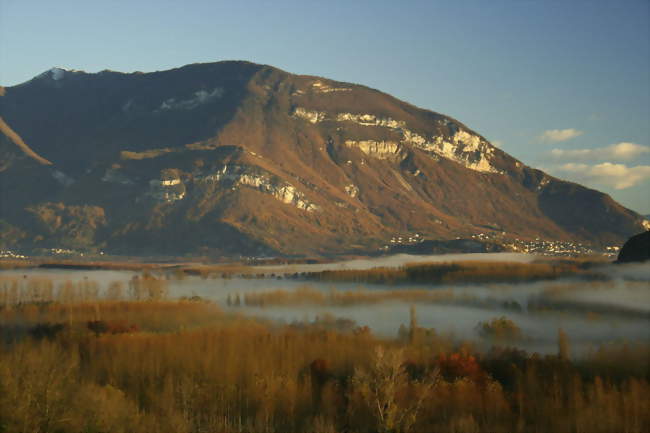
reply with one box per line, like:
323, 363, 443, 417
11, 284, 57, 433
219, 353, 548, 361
351, 346, 438, 433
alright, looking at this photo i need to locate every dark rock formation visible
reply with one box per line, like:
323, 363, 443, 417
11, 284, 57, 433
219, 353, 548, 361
617, 231, 650, 263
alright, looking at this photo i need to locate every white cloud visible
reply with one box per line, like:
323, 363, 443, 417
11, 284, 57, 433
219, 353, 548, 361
491, 140, 503, 148
539, 128, 583, 143
550, 142, 650, 162
554, 162, 650, 190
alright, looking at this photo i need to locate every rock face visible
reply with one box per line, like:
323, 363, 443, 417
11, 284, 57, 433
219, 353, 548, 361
0, 61, 648, 256
617, 231, 650, 263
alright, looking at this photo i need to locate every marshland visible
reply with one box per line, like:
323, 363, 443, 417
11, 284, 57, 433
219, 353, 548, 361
0, 253, 648, 432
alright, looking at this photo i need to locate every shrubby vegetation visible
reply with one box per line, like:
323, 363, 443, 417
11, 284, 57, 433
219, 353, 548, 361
238, 286, 462, 307
307, 260, 598, 285
0, 275, 648, 432
476, 316, 523, 342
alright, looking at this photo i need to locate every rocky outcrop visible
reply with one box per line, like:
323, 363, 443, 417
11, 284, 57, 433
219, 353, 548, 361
292, 107, 327, 124
292, 106, 500, 173
344, 184, 359, 198
197, 164, 319, 211
311, 80, 351, 93
336, 112, 405, 129
149, 170, 186, 202
344, 140, 403, 161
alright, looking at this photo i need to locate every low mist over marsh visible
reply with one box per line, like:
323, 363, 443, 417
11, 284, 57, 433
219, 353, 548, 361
2, 253, 648, 356
1, 253, 649, 433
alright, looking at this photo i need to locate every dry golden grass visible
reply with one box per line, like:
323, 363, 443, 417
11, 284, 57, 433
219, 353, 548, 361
0, 259, 36, 269
240, 285, 463, 307
0, 268, 648, 432
0, 272, 170, 307
0, 300, 223, 333
0, 296, 648, 433
120, 148, 175, 160
0, 258, 169, 271
0, 116, 53, 165
0, 258, 260, 278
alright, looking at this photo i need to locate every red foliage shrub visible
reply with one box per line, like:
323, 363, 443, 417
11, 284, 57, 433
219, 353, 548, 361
436, 353, 485, 382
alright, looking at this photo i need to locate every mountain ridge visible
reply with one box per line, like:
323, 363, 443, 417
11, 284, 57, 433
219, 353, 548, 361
1, 61, 647, 256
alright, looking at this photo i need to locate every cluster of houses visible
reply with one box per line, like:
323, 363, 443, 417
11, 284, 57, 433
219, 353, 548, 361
504, 238, 596, 256
380, 231, 619, 257
0, 250, 27, 259
470, 232, 602, 256
389, 233, 423, 244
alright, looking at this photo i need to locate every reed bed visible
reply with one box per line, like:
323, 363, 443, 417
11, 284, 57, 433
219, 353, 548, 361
307, 260, 595, 285
240, 285, 464, 307
0, 298, 648, 433
0, 270, 648, 432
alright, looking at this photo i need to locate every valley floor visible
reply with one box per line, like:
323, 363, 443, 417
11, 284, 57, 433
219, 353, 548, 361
1, 258, 649, 432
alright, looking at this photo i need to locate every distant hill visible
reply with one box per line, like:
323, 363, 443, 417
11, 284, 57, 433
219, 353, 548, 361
1, 61, 647, 256
617, 231, 650, 263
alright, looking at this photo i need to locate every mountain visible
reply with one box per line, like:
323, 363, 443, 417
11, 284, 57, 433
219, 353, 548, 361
1, 61, 647, 257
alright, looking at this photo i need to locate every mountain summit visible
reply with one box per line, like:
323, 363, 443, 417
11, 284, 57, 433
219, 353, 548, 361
0, 61, 647, 256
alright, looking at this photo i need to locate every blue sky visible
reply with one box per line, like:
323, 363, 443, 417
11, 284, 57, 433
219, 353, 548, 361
1, 0, 649, 213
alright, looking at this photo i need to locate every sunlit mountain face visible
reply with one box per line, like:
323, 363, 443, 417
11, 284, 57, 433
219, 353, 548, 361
0, 61, 646, 256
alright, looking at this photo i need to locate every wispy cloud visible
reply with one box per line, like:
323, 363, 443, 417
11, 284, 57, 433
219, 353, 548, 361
491, 140, 503, 148
539, 128, 583, 143
553, 162, 650, 190
550, 142, 650, 162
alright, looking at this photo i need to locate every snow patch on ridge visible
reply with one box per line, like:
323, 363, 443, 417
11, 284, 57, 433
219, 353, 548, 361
45, 67, 85, 81
51, 68, 65, 81
51, 170, 74, 186
102, 168, 134, 185
159, 87, 224, 111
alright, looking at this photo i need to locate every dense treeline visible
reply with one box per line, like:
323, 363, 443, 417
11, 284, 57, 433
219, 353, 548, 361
306, 261, 599, 285
0, 273, 167, 305
0, 257, 606, 283
239, 286, 459, 307
1, 293, 649, 432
